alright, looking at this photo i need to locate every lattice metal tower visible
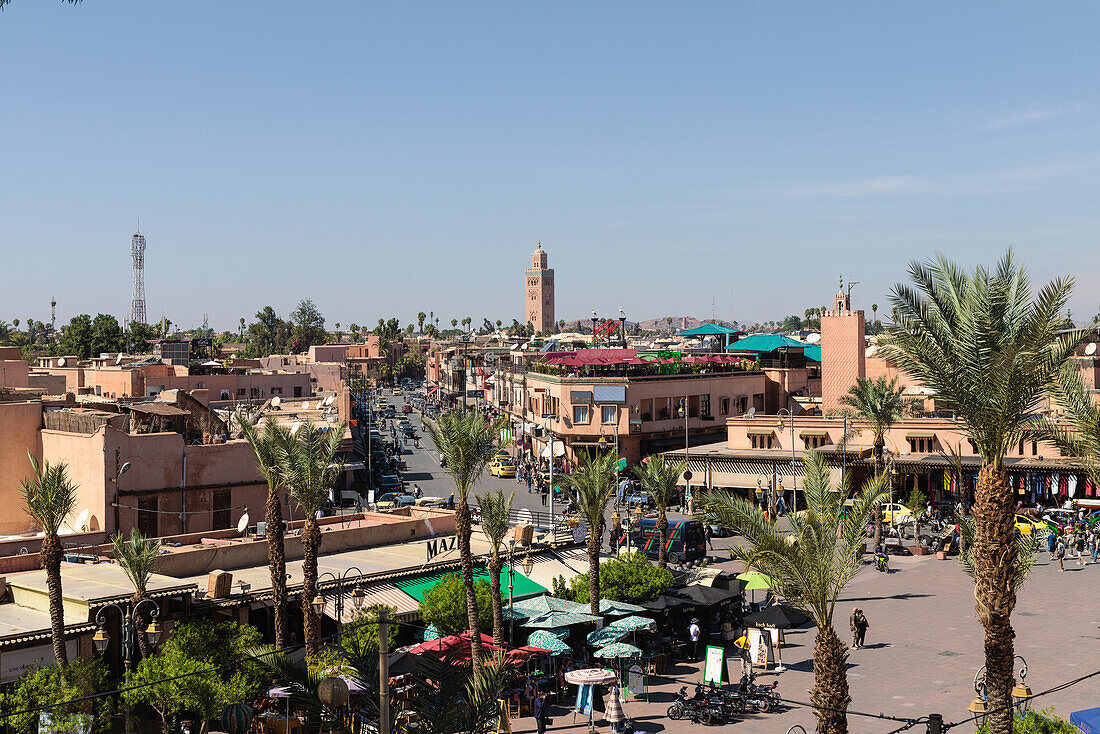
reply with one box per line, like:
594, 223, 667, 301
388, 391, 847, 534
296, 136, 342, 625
130, 231, 147, 325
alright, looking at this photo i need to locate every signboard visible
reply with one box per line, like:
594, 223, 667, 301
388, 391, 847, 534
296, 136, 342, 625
426, 535, 458, 562
702, 645, 726, 684
625, 664, 647, 701
593, 385, 626, 404
747, 628, 774, 669
570, 391, 593, 404
2, 641, 78, 682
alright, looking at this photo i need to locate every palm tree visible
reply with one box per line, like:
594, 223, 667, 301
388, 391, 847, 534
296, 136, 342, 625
112, 528, 163, 659
700, 452, 888, 734
632, 457, 685, 568
561, 451, 618, 615
871, 303, 878, 324
418, 312, 427, 334
475, 489, 514, 647
881, 251, 1083, 734
239, 417, 294, 648
20, 453, 78, 666
424, 412, 504, 667
838, 376, 915, 548
280, 419, 346, 655
450, 319, 458, 330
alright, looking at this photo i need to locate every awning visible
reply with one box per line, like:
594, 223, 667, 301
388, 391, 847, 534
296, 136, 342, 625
394, 565, 547, 603
905, 432, 935, 439
746, 428, 774, 436
798, 429, 828, 437
322, 582, 420, 622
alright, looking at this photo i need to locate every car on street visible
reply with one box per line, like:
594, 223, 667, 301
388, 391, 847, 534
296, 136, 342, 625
1014, 514, 1047, 536
489, 458, 518, 478
379, 474, 403, 493
880, 502, 913, 523
402, 425, 417, 438
375, 492, 416, 510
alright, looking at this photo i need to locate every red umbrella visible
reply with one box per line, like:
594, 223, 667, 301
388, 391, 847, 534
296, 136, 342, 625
408, 632, 502, 662
506, 645, 551, 662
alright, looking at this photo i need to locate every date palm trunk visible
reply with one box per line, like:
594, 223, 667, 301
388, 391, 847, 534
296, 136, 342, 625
455, 498, 484, 667
657, 510, 669, 569
488, 551, 505, 648
973, 465, 1018, 734
587, 519, 603, 616
872, 440, 884, 549
810, 626, 850, 734
42, 532, 68, 666
300, 517, 321, 655
266, 489, 288, 648
132, 590, 151, 660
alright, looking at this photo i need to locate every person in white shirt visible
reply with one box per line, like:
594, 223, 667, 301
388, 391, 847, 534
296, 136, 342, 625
688, 618, 702, 661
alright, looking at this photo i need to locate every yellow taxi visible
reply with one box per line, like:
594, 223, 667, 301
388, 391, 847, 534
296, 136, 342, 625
489, 458, 518, 478
880, 502, 913, 523
1014, 514, 1047, 536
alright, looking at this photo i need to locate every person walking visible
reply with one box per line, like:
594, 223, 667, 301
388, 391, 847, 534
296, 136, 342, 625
850, 607, 869, 649
1055, 535, 1066, 571
688, 617, 702, 661
1091, 527, 1100, 565
532, 691, 549, 734
704, 523, 713, 551
1077, 525, 1088, 566
1047, 528, 1058, 560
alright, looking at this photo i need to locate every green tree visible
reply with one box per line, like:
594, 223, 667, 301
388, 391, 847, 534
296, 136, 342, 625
89, 314, 125, 356
290, 298, 326, 352
343, 604, 400, 651
246, 306, 291, 357
281, 420, 346, 654
451, 319, 458, 330
701, 453, 888, 734
474, 489, 514, 645
882, 251, 1082, 734
838, 375, 915, 547
565, 552, 673, 604
123, 620, 263, 734
2, 658, 113, 734
60, 314, 93, 359
423, 412, 503, 666
418, 312, 427, 334
238, 417, 293, 648
111, 528, 163, 660
561, 450, 619, 615
419, 574, 494, 636
632, 457, 685, 568
20, 454, 78, 666
128, 321, 159, 351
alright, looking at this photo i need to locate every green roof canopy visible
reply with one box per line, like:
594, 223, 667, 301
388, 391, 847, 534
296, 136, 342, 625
726, 334, 810, 354
395, 565, 548, 603
677, 323, 747, 337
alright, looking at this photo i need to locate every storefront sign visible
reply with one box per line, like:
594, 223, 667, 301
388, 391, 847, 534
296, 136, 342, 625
702, 645, 725, 684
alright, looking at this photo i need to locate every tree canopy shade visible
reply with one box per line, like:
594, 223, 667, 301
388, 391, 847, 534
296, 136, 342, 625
290, 298, 326, 352
562, 552, 673, 605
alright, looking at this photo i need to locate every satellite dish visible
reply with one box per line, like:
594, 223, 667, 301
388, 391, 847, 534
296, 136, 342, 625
323, 395, 335, 407
1087, 343, 1097, 356
291, 422, 302, 435
75, 508, 90, 532
806, 332, 821, 344
746, 407, 756, 419
865, 346, 877, 357
115, 354, 124, 366
271, 396, 282, 408
57, 357, 66, 367
302, 401, 310, 410
237, 512, 250, 534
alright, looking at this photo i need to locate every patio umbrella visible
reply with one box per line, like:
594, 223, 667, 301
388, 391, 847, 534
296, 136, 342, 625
594, 642, 642, 659
511, 596, 590, 619
423, 623, 441, 641
607, 615, 656, 632
386, 650, 418, 676
528, 630, 572, 655
409, 632, 502, 661
507, 645, 551, 662
564, 668, 617, 685
736, 571, 775, 591
641, 595, 693, 613
522, 610, 600, 629
598, 600, 645, 616
587, 626, 630, 647
672, 585, 741, 608
744, 605, 811, 630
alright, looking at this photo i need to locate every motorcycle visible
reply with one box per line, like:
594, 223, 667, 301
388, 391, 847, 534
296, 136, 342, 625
666, 685, 725, 725
874, 547, 890, 573
737, 673, 780, 712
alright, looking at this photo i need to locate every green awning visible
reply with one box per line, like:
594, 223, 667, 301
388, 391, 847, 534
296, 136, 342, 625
394, 565, 548, 603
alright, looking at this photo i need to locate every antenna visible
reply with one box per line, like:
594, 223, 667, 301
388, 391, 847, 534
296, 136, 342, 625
847, 280, 860, 302
130, 230, 147, 326
50, 296, 56, 332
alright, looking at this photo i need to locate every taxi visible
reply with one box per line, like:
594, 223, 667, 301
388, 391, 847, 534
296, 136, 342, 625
489, 458, 518, 478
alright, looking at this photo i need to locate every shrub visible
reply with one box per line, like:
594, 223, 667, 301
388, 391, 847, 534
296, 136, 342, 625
566, 552, 673, 604
975, 708, 1077, 734
419, 574, 494, 635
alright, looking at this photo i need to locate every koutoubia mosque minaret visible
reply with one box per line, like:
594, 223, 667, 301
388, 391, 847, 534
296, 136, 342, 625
524, 241, 555, 334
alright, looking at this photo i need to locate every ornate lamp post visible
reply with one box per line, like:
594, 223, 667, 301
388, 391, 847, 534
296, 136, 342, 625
313, 566, 367, 644
777, 407, 797, 516
970, 656, 1032, 728
94, 599, 162, 734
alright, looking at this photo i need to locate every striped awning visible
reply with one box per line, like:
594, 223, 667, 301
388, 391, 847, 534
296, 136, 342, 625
322, 581, 420, 623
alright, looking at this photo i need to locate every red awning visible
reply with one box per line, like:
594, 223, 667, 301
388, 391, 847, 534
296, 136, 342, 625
408, 632, 502, 661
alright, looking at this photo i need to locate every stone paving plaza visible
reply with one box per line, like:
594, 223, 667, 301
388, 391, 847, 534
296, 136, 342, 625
510, 548, 1100, 734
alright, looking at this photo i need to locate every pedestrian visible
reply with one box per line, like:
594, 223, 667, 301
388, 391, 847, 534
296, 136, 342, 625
532, 691, 549, 734
1047, 528, 1058, 560
688, 617, 702, 661
1092, 528, 1100, 564
1055, 536, 1066, 571
414, 484, 422, 499
704, 523, 713, 551
1077, 526, 1088, 566
849, 607, 868, 649
526, 472, 533, 493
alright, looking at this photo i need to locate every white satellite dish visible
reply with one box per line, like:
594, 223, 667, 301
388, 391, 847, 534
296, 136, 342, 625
290, 422, 302, 435
865, 346, 877, 357
806, 332, 821, 344
74, 508, 90, 532
271, 396, 282, 408
1087, 343, 1097, 356
323, 395, 335, 407
302, 401, 310, 410
237, 512, 250, 534
746, 407, 756, 419
115, 353, 124, 366
57, 357, 66, 367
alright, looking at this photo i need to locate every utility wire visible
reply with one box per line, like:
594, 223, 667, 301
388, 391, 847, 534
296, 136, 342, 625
943, 666, 1100, 731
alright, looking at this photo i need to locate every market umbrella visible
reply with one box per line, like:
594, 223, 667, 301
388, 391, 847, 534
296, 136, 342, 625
423, 624, 441, 641
386, 650, 418, 676
672, 585, 741, 608
507, 645, 551, 662
594, 642, 642, 659
598, 600, 645, 616
564, 668, 617, 685
744, 605, 811, 630
587, 626, 630, 647
528, 630, 572, 656
510, 596, 590, 620
642, 595, 693, 613
736, 571, 776, 591
409, 632, 502, 661
608, 615, 656, 632
522, 610, 601, 629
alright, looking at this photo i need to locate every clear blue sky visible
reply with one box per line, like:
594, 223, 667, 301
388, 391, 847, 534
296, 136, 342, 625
3, 2, 1099, 331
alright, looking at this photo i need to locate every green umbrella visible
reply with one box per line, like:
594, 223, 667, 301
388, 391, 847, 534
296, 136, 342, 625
594, 642, 642, 659
423, 624, 441, 641
608, 615, 656, 632
736, 571, 775, 591
528, 630, 572, 656
586, 626, 630, 647
522, 610, 601, 629
598, 599, 646, 616
511, 596, 590, 619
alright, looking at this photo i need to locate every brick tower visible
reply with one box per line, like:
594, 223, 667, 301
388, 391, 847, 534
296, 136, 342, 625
820, 287, 866, 414
524, 242, 555, 334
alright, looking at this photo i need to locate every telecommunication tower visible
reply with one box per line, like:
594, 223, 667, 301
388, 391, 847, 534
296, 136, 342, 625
50, 297, 56, 332
130, 231, 147, 325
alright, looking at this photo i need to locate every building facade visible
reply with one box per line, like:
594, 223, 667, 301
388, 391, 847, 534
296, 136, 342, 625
524, 243, 555, 334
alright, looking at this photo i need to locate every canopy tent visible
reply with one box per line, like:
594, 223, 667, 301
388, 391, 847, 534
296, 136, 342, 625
608, 615, 656, 633
672, 585, 741, 608
594, 642, 642, 659
528, 630, 572, 656
1072, 707, 1100, 734
587, 626, 630, 647
725, 333, 810, 354
677, 323, 746, 337
408, 632, 501, 661
394, 565, 548, 603
743, 605, 811, 630
522, 610, 601, 629
598, 599, 646, 617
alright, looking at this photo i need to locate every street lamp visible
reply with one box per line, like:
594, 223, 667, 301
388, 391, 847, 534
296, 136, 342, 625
971, 656, 1032, 727
522, 554, 534, 576
678, 398, 692, 515
777, 407, 797, 516
317, 566, 367, 643
94, 599, 161, 734
591, 311, 599, 344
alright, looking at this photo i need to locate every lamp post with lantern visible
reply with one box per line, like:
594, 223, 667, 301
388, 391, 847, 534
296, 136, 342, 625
312, 566, 368, 644
777, 406, 797, 517
968, 656, 1033, 728
506, 543, 535, 642
93, 599, 162, 734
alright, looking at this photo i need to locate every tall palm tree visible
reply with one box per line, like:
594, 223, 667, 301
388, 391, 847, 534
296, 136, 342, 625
838, 375, 915, 548
881, 251, 1083, 734
632, 457, 685, 568
281, 419, 346, 655
700, 452, 888, 734
561, 451, 618, 615
112, 528, 163, 659
418, 312, 427, 335
239, 417, 294, 648
424, 412, 504, 667
475, 489, 514, 647
20, 453, 79, 666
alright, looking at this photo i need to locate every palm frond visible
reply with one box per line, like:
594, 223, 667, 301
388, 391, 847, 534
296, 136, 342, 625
476, 489, 514, 551
424, 412, 505, 499
632, 457, 684, 512
561, 451, 618, 535
20, 452, 79, 534
957, 517, 1038, 590
112, 529, 162, 593
281, 420, 347, 513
